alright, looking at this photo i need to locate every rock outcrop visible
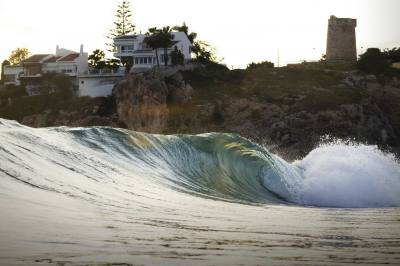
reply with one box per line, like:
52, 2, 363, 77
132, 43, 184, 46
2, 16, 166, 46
5, 66, 400, 161
113, 70, 193, 133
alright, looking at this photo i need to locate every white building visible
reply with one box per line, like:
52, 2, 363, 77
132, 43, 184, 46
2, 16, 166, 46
21, 45, 88, 78
78, 69, 125, 98
3, 45, 88, 87
41, 45, 89, 76
2, 65, 23, 85
113, 32, 192, 71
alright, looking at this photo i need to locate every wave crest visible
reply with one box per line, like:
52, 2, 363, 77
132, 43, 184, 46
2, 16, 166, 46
1, 119, 399, 208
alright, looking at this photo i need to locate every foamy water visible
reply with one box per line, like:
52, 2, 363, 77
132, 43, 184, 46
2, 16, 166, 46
294, 143, 400, 208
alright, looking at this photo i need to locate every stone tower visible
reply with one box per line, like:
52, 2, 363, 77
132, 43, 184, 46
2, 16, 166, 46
326, 15, 357, 62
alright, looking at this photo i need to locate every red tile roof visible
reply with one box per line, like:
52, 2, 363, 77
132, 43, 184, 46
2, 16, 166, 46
43, 56, 62, 63
57, 53, 79, 62
23, 54, 51, 63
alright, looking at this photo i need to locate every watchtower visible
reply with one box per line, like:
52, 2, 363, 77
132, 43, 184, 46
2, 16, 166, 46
326, 15, 357, 62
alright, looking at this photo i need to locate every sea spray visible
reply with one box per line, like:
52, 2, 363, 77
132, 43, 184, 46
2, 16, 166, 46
293, 142, 400, 208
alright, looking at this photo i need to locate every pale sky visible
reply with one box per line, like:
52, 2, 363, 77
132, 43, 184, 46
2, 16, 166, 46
0, 0, 399, 68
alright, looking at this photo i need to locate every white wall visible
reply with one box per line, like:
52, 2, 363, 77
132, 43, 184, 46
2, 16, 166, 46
3, 66, 23, 85
76, 52, 88, 74
172, 32, 192, 60
3, 66, 23, 76
56, 47, 75, 57
43, 62, 77, 76
78, 76, 122, 98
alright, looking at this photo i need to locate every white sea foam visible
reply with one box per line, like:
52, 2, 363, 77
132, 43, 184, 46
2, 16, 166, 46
293, 143, 400, 208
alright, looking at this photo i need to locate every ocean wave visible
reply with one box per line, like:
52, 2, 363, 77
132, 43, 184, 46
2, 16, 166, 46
1, 119, 399, 208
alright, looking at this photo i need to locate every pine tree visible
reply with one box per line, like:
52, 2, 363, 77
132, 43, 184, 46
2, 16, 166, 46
106, 0, 135, 52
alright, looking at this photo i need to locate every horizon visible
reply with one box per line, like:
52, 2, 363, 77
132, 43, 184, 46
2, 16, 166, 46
1, 0, 399, 69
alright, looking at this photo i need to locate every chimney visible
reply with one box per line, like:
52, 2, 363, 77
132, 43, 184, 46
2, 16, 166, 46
56, 45, 59, 55
80, 44, 84, 55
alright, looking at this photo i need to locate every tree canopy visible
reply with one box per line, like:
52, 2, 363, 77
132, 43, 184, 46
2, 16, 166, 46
145, 27, 174, 68
357, 48, 390, 75
383, 47, 400, 63
170, 47, 184, 66
173, 22, 197, 44
88, 49, 106, 69
8, 48, 29, 65
89, 49, 121, 70
192, 41, 216, 64
247, 61, 274, 70
172, 22, 216, 64
1, 60, 11, 84
106, 0, 135, 52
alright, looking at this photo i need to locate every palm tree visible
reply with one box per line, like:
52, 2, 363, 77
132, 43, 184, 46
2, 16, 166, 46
145, 27, 162, 68
173, 22, 197, 44
145, 27, 174, 68
159, 26, 174, 67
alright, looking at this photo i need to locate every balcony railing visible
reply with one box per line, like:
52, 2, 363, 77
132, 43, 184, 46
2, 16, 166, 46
114, 50, 134, 55
83, 68, 126, 76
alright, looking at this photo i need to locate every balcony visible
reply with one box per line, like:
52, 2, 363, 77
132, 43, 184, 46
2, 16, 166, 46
114, 45, 135, 58
79, 67, 126, 77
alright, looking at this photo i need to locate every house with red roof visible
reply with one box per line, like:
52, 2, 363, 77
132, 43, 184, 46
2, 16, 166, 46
21, 45, 88, 79
3, 44, 127, 97
3, 45, 88, 93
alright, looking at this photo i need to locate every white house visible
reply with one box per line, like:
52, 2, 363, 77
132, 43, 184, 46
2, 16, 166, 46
41, 45, 89, 76
21, 45, 88, 78
3, 45, 88, 88
113, 32, 192, 71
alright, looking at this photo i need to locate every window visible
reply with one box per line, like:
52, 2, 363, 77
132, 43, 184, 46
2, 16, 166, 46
135, 58, 139, 64
148, 57, 152, 64
143, 57, 147, 64
121, 45, 134, 53
139, 58, 143, 64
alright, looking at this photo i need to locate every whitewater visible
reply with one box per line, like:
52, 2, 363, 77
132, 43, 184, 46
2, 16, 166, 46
1, 118, 400, 265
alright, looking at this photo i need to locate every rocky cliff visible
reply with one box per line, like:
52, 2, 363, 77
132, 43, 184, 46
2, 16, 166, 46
113, 70, 193, 133
111, 66, 400, 160
2, 64, 400, 160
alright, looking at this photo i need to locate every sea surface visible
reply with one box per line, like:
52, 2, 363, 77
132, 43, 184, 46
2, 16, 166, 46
0, 118, 400, 265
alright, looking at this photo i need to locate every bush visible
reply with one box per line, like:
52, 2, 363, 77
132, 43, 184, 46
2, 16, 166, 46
40, 73, 75, 97
247, 61, 274, 70
0, 85, 27, 100
170, 46, 184, 66
357, 48, 390, 74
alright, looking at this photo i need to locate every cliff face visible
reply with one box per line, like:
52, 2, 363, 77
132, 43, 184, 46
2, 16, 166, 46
2, 65, 400, 160
113, 71, 193, 133
110, 68, 400, 159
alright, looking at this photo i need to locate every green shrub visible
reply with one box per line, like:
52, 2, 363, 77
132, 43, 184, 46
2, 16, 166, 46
247, 61, 274, 70
357, 48, 390, 74
0, 85, 27, 100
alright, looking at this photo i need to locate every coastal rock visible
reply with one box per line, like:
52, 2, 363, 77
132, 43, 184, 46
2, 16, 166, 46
113, 71, 193, 133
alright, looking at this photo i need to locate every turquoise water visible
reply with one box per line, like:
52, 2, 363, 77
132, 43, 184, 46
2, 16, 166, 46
1, 119, 400, 265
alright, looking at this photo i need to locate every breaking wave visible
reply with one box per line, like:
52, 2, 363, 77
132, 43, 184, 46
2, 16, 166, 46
1, 119, 399, 208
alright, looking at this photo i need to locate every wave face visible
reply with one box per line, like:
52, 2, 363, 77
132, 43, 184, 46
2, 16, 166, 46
1, 119, 400, 208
